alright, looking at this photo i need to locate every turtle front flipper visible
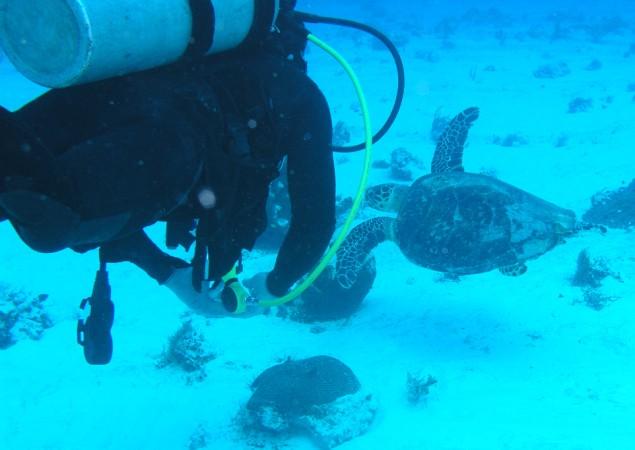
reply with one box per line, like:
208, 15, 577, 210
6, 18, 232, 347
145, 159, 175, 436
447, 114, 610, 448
336, 217, 394, 289
431, 107, 480, 174
365, 183, 409, 212
298, 258, 376, 322
297, 218, 391, 322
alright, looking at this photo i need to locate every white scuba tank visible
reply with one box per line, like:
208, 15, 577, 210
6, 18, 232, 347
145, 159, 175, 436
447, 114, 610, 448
0, 0, 280, 88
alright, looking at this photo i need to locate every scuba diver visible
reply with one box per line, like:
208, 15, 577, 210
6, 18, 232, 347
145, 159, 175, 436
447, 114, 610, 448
0, 0, 404, 364
1, 1, 334, 306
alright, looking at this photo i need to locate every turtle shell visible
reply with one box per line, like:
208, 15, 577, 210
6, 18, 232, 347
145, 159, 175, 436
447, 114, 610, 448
395, 172, 576, 274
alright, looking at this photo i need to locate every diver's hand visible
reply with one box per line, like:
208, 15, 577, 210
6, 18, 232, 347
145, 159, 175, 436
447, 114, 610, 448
243, 272, 277, 302
163, 267, 227, 317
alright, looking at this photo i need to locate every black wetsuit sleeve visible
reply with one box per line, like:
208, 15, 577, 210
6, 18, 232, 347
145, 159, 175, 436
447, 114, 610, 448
99, 231, 190, 284
266, 80, 335, 296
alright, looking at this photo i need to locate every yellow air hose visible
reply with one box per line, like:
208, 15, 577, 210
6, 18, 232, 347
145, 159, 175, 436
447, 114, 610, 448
258, 33, 374, 308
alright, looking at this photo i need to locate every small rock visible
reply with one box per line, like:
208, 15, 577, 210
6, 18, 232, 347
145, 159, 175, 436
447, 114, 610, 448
372, 160, 390, 169
415, 50, 440, 63
554, 133, 569, 148
585, 59, 603, 71
577, 289, 617, 311
571, 249, 620, 289
156, 320, 216, 383
333, 121, 351, 146
407, 372, 437, 405
0, 287, 52, 350
533, 62, 570, 79
390, 147, 424, 181
568, 97, 593, 113
492, 134, 528, 147
188, 425, 208, 450
583, 179, 635, 229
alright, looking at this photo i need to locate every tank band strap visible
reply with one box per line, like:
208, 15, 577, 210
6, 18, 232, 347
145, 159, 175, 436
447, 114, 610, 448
186, 0, 216, 57
240, 0, 277, 49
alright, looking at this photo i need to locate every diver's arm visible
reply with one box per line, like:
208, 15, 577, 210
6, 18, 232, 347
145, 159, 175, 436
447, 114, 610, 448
99, 231, 189, 284
99, 231, 243, 316
266, 82, 335, 297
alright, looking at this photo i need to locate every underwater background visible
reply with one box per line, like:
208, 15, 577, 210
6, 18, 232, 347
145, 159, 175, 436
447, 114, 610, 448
1, 0, 635, 448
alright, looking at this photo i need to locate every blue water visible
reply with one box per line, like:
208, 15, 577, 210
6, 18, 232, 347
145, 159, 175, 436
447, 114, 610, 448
1, 1, 634, 449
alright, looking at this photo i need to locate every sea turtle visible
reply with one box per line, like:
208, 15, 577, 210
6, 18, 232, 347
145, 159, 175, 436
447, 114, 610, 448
330, 107, 594, 290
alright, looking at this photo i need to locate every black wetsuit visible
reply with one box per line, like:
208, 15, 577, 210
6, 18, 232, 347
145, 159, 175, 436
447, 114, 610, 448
0, 52, 335, 296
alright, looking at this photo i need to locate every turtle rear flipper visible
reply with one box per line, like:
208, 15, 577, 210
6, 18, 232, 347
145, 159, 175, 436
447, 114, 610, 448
431, 107, 480, 174
499, 263, 527, 277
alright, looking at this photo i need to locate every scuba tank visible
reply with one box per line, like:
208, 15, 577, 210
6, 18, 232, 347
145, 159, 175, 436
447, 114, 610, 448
0, 0, 280, 87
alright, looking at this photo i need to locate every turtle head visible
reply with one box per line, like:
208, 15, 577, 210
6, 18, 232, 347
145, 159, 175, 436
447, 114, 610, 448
552, 208, 578, 237
365, 183, 408, 212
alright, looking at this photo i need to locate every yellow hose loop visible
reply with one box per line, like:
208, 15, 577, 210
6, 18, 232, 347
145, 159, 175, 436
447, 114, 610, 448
258, 33, 373, 308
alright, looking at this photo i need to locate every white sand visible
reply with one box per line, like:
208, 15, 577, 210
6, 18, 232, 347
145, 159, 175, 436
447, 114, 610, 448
1, 1, 634, 449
